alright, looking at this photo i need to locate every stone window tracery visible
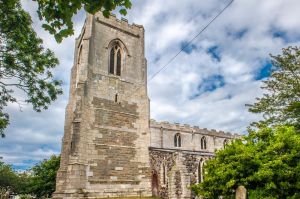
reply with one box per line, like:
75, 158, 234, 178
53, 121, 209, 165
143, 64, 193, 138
201, 136, 207, 150
109, 43, 122, 76
174, 133, 181, 147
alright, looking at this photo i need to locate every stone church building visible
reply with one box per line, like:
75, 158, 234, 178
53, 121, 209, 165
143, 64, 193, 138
53, 13, 238, 199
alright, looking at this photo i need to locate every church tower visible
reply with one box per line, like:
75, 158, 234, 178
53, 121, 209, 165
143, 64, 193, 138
53, 13, 152, 198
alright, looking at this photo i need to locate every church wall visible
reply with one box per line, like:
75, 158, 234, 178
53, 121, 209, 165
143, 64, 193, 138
149, 120, 239, 199
150, 120, 238, 152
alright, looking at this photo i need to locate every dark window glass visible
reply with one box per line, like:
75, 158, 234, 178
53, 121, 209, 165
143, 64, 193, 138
116, 50, 121, 76
109, 48, 115, 74
201, 136, 207, 149
115, 94, 118, 102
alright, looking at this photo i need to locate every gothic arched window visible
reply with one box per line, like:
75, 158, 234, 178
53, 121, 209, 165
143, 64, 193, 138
201, 136, 207, 150
109, 44, 122, 76
174, 133, 181, 147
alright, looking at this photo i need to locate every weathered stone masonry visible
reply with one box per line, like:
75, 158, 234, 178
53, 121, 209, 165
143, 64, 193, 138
54, 13, 239, 199
149, 120, 238, 199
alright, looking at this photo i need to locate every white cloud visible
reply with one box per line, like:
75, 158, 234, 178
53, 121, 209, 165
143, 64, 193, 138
1, 0, 300, 169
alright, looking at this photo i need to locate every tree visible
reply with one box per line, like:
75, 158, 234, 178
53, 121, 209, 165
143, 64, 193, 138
0, 161, 19, 195
0, 0, 63, 137
247, 46, 300, 130
36, 0, 132, 42
191, 126, 300, 199
27, 155, 60, 198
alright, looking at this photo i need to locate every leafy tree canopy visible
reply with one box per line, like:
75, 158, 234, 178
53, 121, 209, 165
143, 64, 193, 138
0, 160, 29, 195
0, 0, 63, 137
191, 126, 300, 199
0, 160, 19, 194
35, 0, 132, 42
27, 155, 60, 198
247, 46, 300, 130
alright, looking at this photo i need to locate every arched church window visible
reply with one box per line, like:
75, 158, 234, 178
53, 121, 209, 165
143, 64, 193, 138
109, 44, 122, 76
174, 133, 181, 147
201, 136, 207, 150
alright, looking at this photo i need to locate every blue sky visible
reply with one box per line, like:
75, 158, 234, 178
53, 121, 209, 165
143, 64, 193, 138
1, 0, 300, 170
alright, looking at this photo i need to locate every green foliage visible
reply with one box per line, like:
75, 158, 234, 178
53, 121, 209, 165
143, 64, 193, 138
0, 161, 30, 195
247, 46, 300, 130
36, 0, 132, 42
0, 161, 19, 194
0, 0, 63, 137
27, 155, 60, 198
191, 126, 300, 199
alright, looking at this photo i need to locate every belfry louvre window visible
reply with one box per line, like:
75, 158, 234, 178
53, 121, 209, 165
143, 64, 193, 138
174, 133, 181, 147
201, 136, 207, 150
109, 44, 122, 76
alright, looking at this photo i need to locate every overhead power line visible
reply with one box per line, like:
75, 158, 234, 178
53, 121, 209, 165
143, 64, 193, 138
125, 0, 234, 99
148, 0, 234, 81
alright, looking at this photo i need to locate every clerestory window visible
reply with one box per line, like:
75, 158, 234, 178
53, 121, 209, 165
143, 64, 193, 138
109, 44, 122, 76
201, 136, 207, 150
174, 133, 181, 147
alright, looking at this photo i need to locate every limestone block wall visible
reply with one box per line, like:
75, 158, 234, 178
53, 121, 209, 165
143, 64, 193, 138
150, 120, 239, 153
54, 13, 152, 199
149, 120, 239, 199
150, 149, 213, 199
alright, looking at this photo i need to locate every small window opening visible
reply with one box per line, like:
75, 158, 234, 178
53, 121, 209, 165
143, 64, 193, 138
201, 136, 207, 150
174, 133, 181, 147
115, 93, 118, 103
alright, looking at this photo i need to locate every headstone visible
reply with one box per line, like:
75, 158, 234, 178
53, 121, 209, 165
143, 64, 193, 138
236, 186, 247, 199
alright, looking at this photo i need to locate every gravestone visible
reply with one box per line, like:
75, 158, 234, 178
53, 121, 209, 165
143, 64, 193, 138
236, 186, 247, 199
